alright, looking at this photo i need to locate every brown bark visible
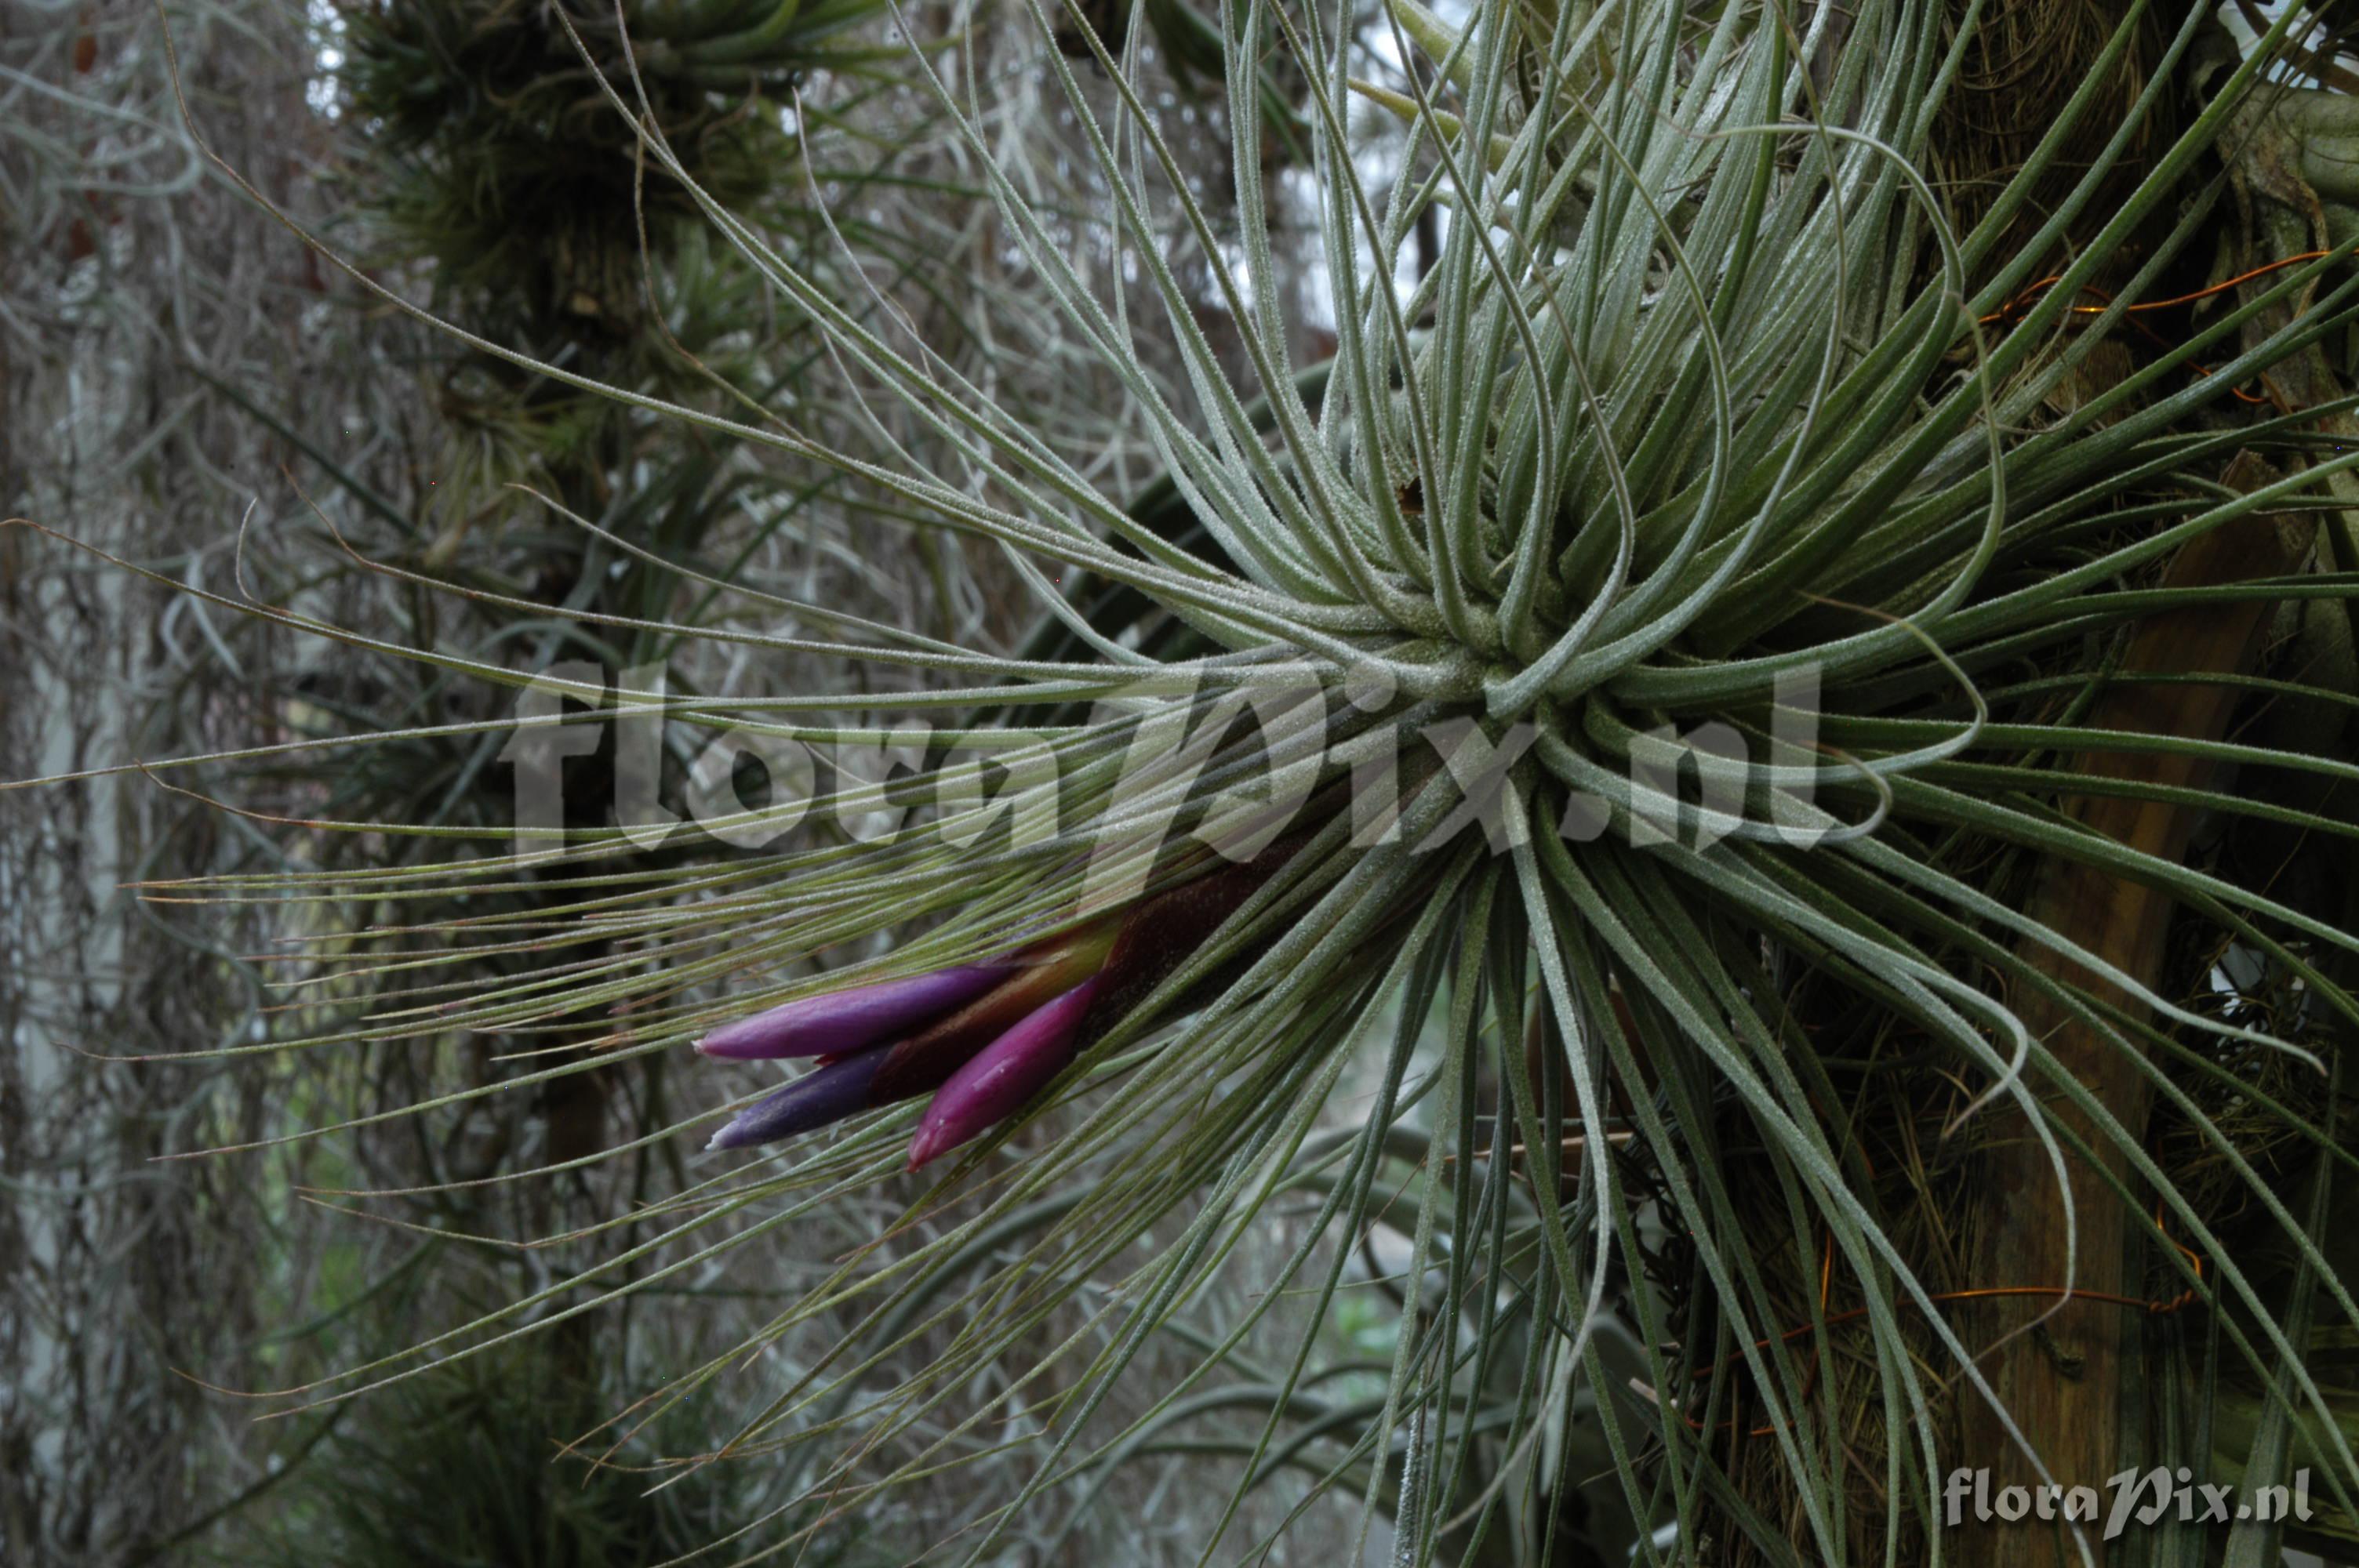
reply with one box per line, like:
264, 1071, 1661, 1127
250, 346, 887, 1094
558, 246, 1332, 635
1957, 451, 2313, 1565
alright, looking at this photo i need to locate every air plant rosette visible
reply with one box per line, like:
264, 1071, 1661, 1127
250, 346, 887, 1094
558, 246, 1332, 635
63, 0, 2359, 1558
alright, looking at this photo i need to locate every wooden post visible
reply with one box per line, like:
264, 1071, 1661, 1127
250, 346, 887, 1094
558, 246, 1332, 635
1955, 452, 2313, 1565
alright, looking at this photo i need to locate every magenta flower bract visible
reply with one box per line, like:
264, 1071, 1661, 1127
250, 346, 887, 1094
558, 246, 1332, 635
695, 964, 1012, 1060
906, 977, 1103, 1171
696, 837, 1303, 1159
705, 1048, 889, 1151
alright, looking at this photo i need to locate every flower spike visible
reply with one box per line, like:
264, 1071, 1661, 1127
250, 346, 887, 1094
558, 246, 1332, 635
907, 978, 1103, 1171
698, 837, 1309, 1156
705, 1049, 889, 1152
695, 964, 1012, 1060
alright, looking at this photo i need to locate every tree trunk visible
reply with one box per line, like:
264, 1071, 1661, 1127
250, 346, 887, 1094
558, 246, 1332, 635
1956, 451, 2313, 1565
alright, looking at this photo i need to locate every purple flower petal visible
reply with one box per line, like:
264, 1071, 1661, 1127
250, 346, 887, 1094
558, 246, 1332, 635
907, 978, 1102, 1170
707, 1049, 887, 1152
696, 964, 1012, 1061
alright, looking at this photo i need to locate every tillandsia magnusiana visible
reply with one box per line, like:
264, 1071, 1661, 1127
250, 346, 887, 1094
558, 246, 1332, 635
40, 0, 2359, 1559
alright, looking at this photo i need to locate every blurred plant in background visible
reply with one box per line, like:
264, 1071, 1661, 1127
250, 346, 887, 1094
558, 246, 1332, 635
330, 0, 904, 558
339, 0, 883, 332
